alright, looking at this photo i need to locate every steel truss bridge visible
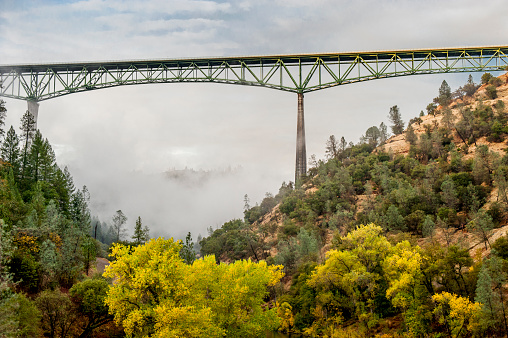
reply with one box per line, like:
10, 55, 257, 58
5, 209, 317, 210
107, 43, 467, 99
1, 46, 508, 181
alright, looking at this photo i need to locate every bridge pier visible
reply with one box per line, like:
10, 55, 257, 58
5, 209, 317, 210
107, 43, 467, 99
27, 100, 39, 130
295, 93, 306, 183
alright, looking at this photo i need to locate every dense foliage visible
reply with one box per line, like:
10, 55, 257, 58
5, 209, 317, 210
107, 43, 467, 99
1, 72, 508, 337
200, 72, 508, 336
104, 238, 283, 337
0, 104, 121, 337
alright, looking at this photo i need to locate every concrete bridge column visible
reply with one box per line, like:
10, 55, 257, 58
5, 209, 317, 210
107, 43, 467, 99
295, 93, 306, 183
27, 100, 39, 130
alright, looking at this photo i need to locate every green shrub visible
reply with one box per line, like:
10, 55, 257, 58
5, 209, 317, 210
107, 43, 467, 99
487, 201, 504, 226
481, 72, 493, 84
281, 221, 299, 237
489, 77, 503, 87
280, 195, 298, 215
9, 252, 40, 293
492, 235, 508, 260
486, 85, 497, 99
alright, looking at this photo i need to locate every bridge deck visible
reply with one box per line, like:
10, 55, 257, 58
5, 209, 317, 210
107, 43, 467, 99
1, 45, 507, 100
2, 45, 507, 72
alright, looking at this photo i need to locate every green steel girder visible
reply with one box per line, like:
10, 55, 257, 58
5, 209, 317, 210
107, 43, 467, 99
1, 46, 507, 101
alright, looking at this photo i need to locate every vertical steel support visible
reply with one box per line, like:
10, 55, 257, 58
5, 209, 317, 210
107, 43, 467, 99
27, 100, 39, 130
295, 93, 306, 183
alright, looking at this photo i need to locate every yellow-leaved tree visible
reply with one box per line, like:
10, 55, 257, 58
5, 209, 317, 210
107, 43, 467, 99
104, 237, 283, 338
432, 291, 481, 337
307, 224, 392, 332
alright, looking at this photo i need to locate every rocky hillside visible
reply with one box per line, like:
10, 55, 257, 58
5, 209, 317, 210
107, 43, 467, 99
198, 71, 508, 336
200, 71, 508, 264
385, 73, 508, 157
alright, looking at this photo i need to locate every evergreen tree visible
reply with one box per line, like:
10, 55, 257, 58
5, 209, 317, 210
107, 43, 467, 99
379, 122, 388, 144
363, 126, 381, 147
482, 73, 493, 85
132, 216, 149, 246
52, 167, 73, 215
388, 105, 404, 135
437, 80, 452, 106
296, 228, 318, 260
463, 74, 478, 97
39, 138, 56, 182
422, 215, 435, 238
475, 259, 503, 333
112, 210, 127, 243
384, 205, 405, 231
1, 126, 21, 174
243, 194, 250, 211
441, 108, 456, 130
19, 110, 36, 183
180, 232, 196, 264
493, 166, 508, 204
468, 210, 494, 250
339, 136, 348, 158
440, 177, 459, 210
426, 102, 437, 116
70, 186, 91, 234
488, 256, 508, 335
28, 130, 44, 183
406, 124, 417, 145
325, 135, 339, 159
56, 226, 85, 287
473, 145, 492, 185
81, 236, 97, 275
0, 99, 6, 140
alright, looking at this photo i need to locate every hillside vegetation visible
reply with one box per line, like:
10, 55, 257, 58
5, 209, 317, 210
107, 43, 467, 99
1, 71, 508, 337
200, 72, 508, 337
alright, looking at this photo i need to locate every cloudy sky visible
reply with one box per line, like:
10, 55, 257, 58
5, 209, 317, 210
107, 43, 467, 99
1, 0, 507, 239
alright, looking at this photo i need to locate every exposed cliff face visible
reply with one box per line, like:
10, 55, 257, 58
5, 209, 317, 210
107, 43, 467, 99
383, 73, 508, 157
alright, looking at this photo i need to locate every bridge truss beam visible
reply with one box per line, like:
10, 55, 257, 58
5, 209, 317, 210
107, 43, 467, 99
1, 46, 507, 182
1, 46, 507, 101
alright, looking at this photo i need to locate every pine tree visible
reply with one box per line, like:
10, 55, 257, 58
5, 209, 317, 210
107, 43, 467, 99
363, 126, 380, 147
132, 216, 149, 246
112, 210, 127, 243
475, 260, 502, 333
379, 122, 388, 144
384, 205, 405, 231
422, 215, 435, 238
440, 177, 459, 210
437, 80, 452, 106
19, 111, 36, 182
0, 99, 6, 140
39, 138, 56, 182
339, 136, 348, 157
296, 228, 318, 260
482, 73, 493, 85
28, 130, 44, 183
463, 75, 478, 97
426, 103, 437, 116
388, 105, 404, 135
70, 186, 91, 234
179, 232, 196, 264
1, 126, 20, 175
81, 236, 97, 275
325, 135, 339, 159
468, 210, 494, 250
52, 167, 73, 215
488, 256, 508, 335
406, 124, 417, 145
441, 108, 456, 130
